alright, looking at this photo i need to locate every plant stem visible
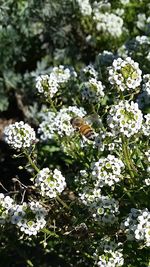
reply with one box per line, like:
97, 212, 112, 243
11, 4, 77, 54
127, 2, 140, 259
24, 152, 40, 173
121, 134, 135, 181
48, 96, 57, 112
56, 195, 70, 210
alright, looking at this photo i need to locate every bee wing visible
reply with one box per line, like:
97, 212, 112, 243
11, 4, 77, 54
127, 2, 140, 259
84, 113, 102, 127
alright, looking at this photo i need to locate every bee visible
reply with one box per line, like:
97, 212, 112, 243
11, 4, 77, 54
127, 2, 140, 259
70, 116, 96, 141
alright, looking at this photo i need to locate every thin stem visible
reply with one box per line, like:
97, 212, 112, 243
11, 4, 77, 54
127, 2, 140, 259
24, 152, 40, 173
56, 195, 70, 210
48, 96, 57, 112
121, 134, 135, 181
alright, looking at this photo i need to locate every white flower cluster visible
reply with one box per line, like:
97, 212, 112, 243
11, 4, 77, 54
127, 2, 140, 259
38, 106, 86, 140
92, 155, 124, 187
36, 65, 77, 98
121, 208, 150, 247
51, 65, 77, 84
80, 64, 98, 81
142, 114, 150, 136
9, 201, 47, 236
3, 121, 36, 150
107, 100, 143, 137
145, 150, 150, 163
108, 57, 142, 92
54, 106, 86, 137
136, 13, 150, 31
136, 35, 150, 45
93, 10, 123, 38
81, 78, 105, 103
96, 250, 124, 267
34, 168, 66, 198
38, 110, 56, 141
142, 74, 150, 95
80, 188, 119, 224
76, 0, 92, 16
0, 194, 14, 224
36, 74, 59, 98
120, 0, 130, 5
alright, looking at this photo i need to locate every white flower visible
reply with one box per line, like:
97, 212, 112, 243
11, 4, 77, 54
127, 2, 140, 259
92, 155, 124, 187
142, 114, 150, 136
142, 74, 150, 95
9, 201, 47, 236
54, 106, 86, 137
81, 78, 105, 103
3, 121, 36, 150
80, 188, 119, 224
80, 64, 98, 81
93, 11, 123, 38
76, 0, 92, 16
121, 208, 150, 247
34, 168, 66, 198
38, 110, 56, 141
107, 100, 143, 137
36, 74, 59, 98
108, 57, 142, 92
0, 194, 14, 224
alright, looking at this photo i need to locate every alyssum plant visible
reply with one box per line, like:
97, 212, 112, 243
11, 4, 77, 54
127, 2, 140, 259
1, 56, 150, 266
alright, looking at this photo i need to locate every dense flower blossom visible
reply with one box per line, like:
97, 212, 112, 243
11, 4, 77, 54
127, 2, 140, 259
0, 194, 14, 224
76, 0, 92, 16
38, 106, 86, 140
80, 188, 119, 224
121, 208, 150, 247
92, 155, 124, 187
38, 110, 56, 141
142, 114, 150, 136
36, 65, 77, 98
3, 121, 36, 150
36, 74, 59, 98
142, 74, 150, 95
80, 64, 98, 81
95, 250, 124, 267
108, 57, 142, 92
34, 168, 66, 198
93, 10, 124, 38
81, 78, 105, 103
9, 201, 47, 236
107, 100, 143, 137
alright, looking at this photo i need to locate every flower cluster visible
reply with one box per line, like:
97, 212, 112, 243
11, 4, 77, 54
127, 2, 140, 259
107, 100, 143, 137
76, 0, 92, 16
81, 78, 105, 103
93, 9, 123, 38
142, 74, 150, 95
36, 65, 77, 98
95, 250, 124, 267
92, 155, 124, 187
145, 150, 150, 163
142, 114, 150, 136
3, 121, 36, 150
108, 57, 142, 92
38, 110, 56, 141
36, 74, 59, 98
9, 201, 47, 236
79, 64, 98, 81
121, 208, 150, 247
0, 194, 14, 224
80, 188, 119, 224
34, 168, 66, 198
38, 106, 86, 140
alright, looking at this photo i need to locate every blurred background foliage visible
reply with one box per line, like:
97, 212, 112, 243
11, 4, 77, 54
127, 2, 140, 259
0, 0, 149, 113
